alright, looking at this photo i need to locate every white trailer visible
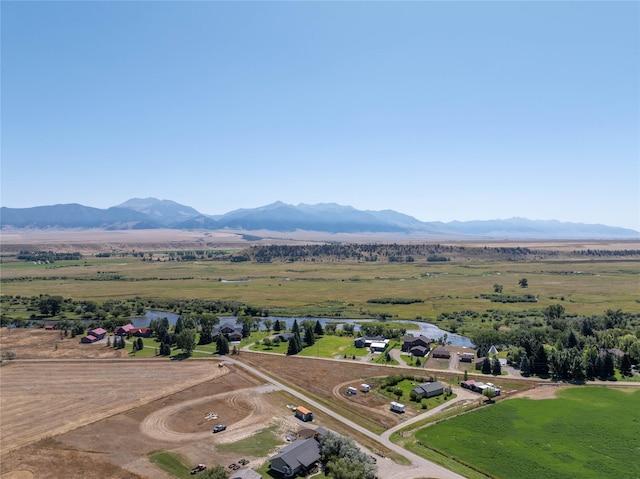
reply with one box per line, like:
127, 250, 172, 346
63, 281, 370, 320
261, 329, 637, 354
346, 386, 358, 395
390, 401, 405, 413
360, 383, 371, 392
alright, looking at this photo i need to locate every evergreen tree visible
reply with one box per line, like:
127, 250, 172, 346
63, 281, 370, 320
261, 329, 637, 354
291, 319, 299, 333
137, 337, 143, 350
287, 335, 299, 356
293, 331, 302, 353
534, 344, 549, 376
481, 357, 492, 374
273, 319, 282, 332
620, 353, 632, 377
174, 316, 184, 335
519, 355, 531, 376
491, 357, 502, 376
304, 326, 315, 346
217, 335, 230, 355
314, 320, 324, 336
603, 353, 615, 378
595, 355, 606, 379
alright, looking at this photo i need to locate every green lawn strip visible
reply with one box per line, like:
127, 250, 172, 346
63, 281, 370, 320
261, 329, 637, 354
298, 335, 357, 358
411, 387, 640, 479
148, 451, 193, 479
215, 425, 282, 457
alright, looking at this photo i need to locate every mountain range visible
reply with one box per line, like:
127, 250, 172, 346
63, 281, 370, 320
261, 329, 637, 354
1, 198, 638, 240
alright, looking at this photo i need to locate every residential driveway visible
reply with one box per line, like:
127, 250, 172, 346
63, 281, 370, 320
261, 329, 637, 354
224, 355, 468, 479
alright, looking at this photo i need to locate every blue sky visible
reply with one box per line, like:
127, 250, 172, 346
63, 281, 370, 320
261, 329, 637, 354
2, 1, 638, 230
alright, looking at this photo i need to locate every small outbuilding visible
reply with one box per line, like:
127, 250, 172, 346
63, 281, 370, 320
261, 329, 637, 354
294, 406, 313, 422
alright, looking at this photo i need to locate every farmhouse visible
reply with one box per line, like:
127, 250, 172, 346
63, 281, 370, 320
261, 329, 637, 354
431, 347, 451, 359
460, 352, 475, 362
269, 438, 321, 477
354, 336, 384, 348
213, 323, 243, 342
409, 345, 428, 357
276, 332, 293, 342
369, 340, 389, 352
412, 381, 444, 399
114, 324, 135, 336
294, 406, 313, 422
81, 327, 107, 343
402, 335, 431, 352
132, 327, 152, 338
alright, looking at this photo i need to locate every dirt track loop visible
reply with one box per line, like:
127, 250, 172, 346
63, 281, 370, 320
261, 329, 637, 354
140, 384, 278, 443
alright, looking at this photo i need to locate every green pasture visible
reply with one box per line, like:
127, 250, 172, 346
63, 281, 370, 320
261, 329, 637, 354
215, 425, 282, 456
2, 255, 639, 336
409, 387, 640, 479
148, 451, 192, 479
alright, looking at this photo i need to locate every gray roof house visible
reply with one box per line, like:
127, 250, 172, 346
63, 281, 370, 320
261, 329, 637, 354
402, 335, 431, 352
412, 381, 444, 399
213, 323, 244, 341
230, 469, 262, 479
269, 438, 321, 477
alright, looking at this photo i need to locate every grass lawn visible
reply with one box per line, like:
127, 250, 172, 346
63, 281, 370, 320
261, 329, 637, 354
148, 451, 192, 479
411, 387, 640, 479
216, 425, 283, 457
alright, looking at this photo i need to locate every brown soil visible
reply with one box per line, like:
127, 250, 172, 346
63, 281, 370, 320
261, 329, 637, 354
0, 328, 128, 359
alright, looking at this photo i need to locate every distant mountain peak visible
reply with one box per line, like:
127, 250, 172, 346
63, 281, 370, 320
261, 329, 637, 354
1, 199, 637, 239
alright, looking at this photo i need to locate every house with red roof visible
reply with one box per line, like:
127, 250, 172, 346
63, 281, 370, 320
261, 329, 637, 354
114, 323, 135, 335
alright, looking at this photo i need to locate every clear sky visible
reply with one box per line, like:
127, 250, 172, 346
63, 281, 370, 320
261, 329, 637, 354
2, 1, 638, 230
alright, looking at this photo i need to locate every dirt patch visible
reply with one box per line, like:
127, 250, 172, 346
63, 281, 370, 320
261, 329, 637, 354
0, 438, 148, 479
0, 359, 227, 454
0, 328, 127, 360
506, 384, 563, 400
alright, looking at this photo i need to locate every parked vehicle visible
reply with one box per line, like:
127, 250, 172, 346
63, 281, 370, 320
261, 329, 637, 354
190, 464, 206, 474
212, 424, 227, 433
